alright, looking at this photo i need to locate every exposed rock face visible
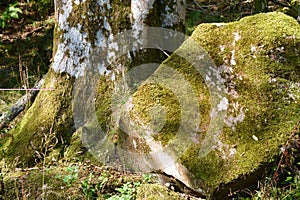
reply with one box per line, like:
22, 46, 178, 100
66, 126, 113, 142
117, 12, 300, 198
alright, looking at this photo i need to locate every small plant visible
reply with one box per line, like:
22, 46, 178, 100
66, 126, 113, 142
0, 2, 22, 29
107, 174, 152, 200
56, 166, 79, 187
63, 166, 79, 186
81, 173, 97, 200
108, 182, 137, 200
142, 173, 152, 183
248, 172, 300, 199
80, 172, 153, 200
82, 172, 109, 199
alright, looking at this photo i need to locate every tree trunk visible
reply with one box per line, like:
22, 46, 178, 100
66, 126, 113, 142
3, 0, 186, 167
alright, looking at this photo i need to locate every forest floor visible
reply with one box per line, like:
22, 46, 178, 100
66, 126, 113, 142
0, 0, 300, 199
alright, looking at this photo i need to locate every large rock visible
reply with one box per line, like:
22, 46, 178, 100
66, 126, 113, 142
115, 12, 300, 198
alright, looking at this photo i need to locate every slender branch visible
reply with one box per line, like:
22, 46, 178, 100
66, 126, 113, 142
0, 78, 45, 131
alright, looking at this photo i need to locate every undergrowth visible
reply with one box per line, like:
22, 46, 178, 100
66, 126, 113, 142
0, 2, 22, 29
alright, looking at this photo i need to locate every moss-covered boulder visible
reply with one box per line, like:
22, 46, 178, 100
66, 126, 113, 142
120, 12, 300, 198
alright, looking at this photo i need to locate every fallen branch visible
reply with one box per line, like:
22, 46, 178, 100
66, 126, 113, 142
0, 78, 45, 131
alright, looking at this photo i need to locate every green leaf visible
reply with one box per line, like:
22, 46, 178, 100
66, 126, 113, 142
10, 13, 19, 19
285, 176, 293, 182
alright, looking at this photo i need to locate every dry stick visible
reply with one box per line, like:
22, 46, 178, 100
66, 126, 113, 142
0, 78, 47, 131
54, 0, 58, 20
19, 55, 30, 97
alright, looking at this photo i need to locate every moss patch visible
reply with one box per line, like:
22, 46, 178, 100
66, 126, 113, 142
136, 183, 185, 200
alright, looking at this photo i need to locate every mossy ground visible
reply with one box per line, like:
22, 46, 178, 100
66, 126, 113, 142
0, 161, 154, 200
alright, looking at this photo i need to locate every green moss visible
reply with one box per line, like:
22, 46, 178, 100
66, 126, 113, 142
63, 128, 84, 160
136, 183, 185, 200
131, 83, 182, 145
130, 52, 211, 147
128, 12, 300, 196
196, 12, 298, 192
95, 76, 114, 133
186, 12, 299, 191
